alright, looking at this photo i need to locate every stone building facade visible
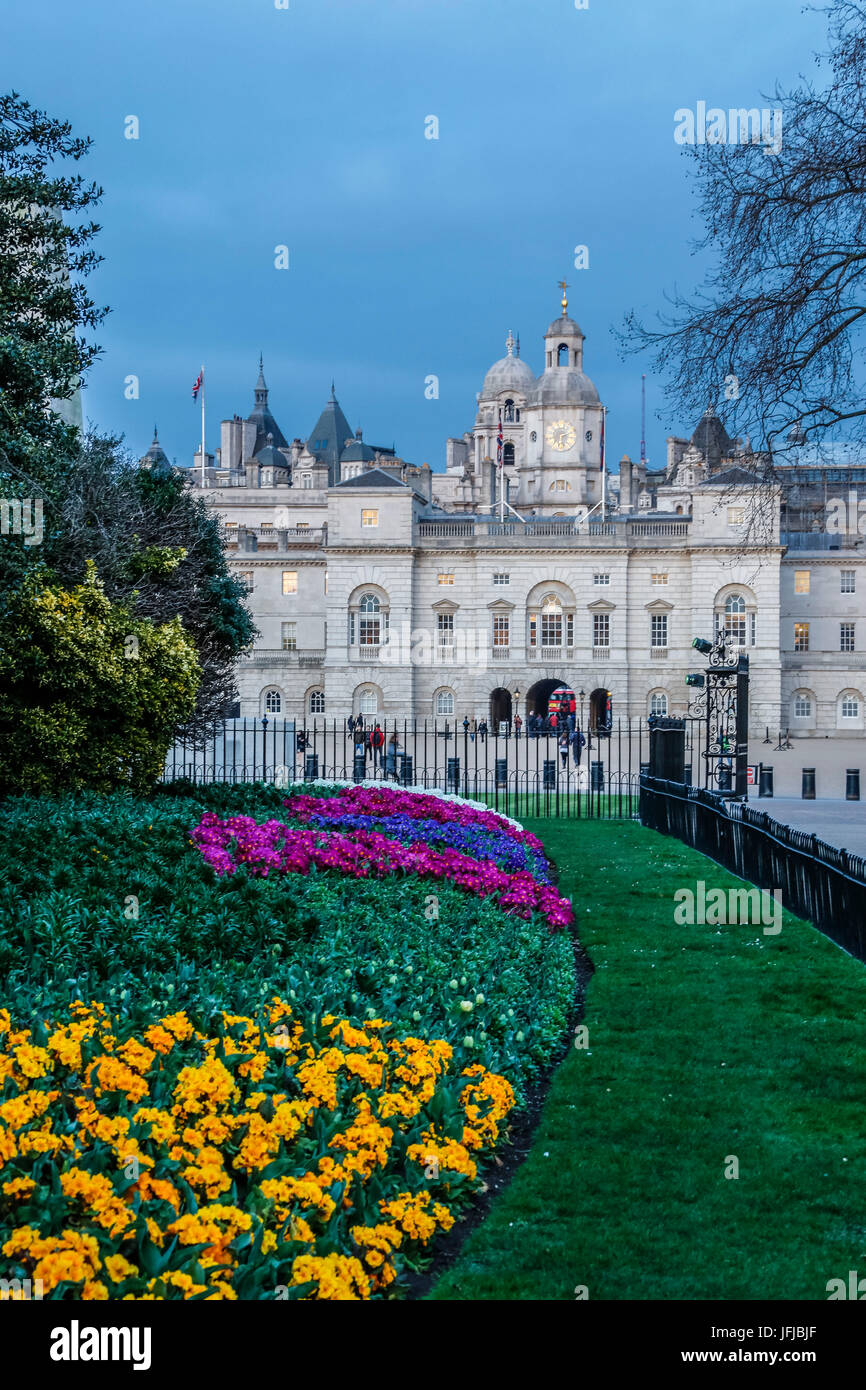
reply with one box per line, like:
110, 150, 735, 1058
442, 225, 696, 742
148, 293, 866, 744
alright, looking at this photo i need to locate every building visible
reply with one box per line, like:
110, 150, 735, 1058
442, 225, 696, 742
149, 291, 866, 752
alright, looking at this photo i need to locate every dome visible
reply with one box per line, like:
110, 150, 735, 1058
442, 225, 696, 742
545, 313, 584, 339
532, 367, 599, 407
254, 439, 290, 471
480, 330, 535, 400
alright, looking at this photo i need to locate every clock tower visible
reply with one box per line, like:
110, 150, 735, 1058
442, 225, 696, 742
518, 285, 604, 516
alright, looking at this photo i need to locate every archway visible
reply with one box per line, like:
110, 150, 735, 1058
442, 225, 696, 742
526, 678, 568, 718
590, 687, 612, 732
489, 687, 512, 726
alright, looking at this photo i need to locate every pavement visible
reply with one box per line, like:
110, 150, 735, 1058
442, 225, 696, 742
747, 797, 866, 857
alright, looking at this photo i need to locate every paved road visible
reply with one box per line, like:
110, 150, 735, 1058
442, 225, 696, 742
751, 797, 866, 857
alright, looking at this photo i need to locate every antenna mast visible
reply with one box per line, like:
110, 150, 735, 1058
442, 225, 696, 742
640, 374, 647, 465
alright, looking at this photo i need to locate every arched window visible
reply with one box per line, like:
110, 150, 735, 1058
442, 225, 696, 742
358, 688, 378, 715
840, 690, 861, 720
793, 692, 812, 718
715, 590, 756, 646
309, 690, 325, 714
540, 595, 563, 648
557, 343, 569, 366
358, 592, 381, 646
503, 399, 515, 422
650, 692, 668, 717
503, 442, 515, 467
264, 689, 282, 714
435, 690, 455, 715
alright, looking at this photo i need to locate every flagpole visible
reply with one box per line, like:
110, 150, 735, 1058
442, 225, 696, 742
200, 364, 206, 489
601, 405, 607, 523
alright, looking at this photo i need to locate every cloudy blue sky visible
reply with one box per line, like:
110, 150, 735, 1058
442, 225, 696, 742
10, 0, 828, 471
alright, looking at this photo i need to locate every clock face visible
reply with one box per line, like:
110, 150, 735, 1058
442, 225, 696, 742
545, 419, 577, 452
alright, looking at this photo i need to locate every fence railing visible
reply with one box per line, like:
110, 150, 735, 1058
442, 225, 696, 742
639, 775, 866, 961
161, 717, 670, 820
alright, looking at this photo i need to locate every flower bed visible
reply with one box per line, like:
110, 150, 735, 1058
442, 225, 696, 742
0, 782, 576, 1298
0, 999, 514, 1300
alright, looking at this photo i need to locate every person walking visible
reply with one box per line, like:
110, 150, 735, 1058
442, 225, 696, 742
514, 713, 523, 740
571, 726, 586, 766
478, 719, 488, 744
559, 732, 570, 769
470, 718, 477, 742
346, 714, 355, 735
370, 723, 385, 769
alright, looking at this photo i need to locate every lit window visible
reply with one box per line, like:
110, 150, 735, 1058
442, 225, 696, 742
493, 572, 510, 586
309, 690, 325, 714
282, 571, 298, 595
436, 690, 455, 715
794, 622, 809, 652
493, 615, 510, 647
261, 521, 273, 531
438, 573, 455, 586
296, 521, 309, 529
727, 506, 746, 525
650, 692, 668, 716
794, 570, 810, 594
651, 614, 668, 648
841, 570, 856, 593
324, 571, 328, 594
281, 622, 297, 651
841, 695, 860, 719
841, 622, 855, 652
593, 574, 610, 586
794, 694, 812, 718
224, 520, 238, 529
361, 509, 379, 527
651, 573, 668, 586
593, 613, 610, 648
264, 689, 282, 713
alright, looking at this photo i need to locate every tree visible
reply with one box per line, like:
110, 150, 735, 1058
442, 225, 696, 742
622, 0, 866, 460
0, 562, 201, 795
0, 91, 106, 458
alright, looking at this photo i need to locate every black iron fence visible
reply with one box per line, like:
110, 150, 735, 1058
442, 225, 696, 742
640, 775, 866, 962
161, 716, 687, 820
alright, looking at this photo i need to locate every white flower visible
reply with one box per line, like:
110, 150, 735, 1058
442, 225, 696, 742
475, 993, 485, 1005
463, 1035, 474, 1048
460, 1000, 473, 1013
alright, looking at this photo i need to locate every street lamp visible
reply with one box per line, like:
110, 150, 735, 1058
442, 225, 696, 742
579, 689, 586, 726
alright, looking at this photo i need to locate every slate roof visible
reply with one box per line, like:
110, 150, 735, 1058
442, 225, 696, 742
307, 386, 354, 484
248, 358, 288, 452
690, 407, 734, 469
141, 425, 171, 472
700, 466, 759, 486
333, 467, 410, 489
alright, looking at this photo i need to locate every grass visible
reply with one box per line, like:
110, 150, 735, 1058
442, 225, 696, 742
429, 818, 866, 1301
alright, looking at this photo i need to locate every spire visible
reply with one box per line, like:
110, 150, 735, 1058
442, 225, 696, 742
330, 379, 336, 400
516, 333, 521, 358
505, 330, 515, 357
254, 356, 268, 407
152, 423, 159, 443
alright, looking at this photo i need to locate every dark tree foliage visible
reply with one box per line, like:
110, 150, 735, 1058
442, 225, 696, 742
622, 0, 866, 460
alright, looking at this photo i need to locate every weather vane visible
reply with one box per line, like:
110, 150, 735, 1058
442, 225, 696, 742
558, 279, 569, 313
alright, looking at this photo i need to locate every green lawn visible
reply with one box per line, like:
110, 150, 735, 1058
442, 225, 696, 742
429, 819, 866, 1301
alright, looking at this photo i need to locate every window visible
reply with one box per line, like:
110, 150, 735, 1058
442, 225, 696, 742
309, 690, 325, 714
361, 509, 379, 528
436, 690, 455, 715
224, 520, 238, 530
503, 399, 515, 422
238, 570, 254, 592
841, 570, 856, 593
437, 613, 454, 647
724, 594, 747, 646
528, 612, 537, 647
841, 694, 860, 719
540, 595, 562, 647
438, 573, 455, 586
593, 613, 610, 648
503, 442, 515, 467
261, 521, 273, 531
727, 506, 746, 526
841, 622, 856, 652
324, 571, 328, 594
593, 573, 610, 586
794, 622, 810, 652
650, 693, 668, 717
493, 572, 510, 586
493, 614, 510, 647
651, 573, 668, 587
264, 689, 282, 714
794, 694, 812, 718
282, 571, 298, 595
358, 689, 377, 715
281, 622, 297, 651
302, 474, 313, 488
296, 521, 309, 529
359, 593, 381, 646
557, 343, 569, 366
552, 479, 570, 492
794, 570, 810, 594
651, 614, 668, 648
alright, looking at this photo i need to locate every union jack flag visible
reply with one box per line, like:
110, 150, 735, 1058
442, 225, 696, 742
192, 370, 204, 401
497, 411, 503, 467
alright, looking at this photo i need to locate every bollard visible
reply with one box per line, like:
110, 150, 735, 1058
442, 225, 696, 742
447, 757, 460, 791
353, 753, 366, 783
846, 768, 860, 801
758, 764, 774, 798
399, 754, 413, 787
590, 760, 604, 792
543, 759, 556, 790
304, 754, 319, 782
495, 758, 508, 788
802, 767, 816, 799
